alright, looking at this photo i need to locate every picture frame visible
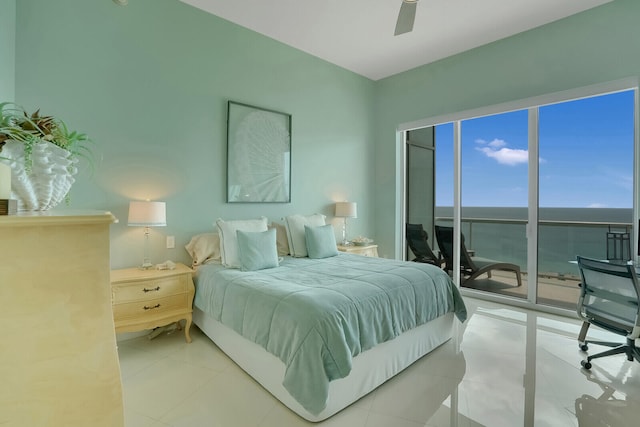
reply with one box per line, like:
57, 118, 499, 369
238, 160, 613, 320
226, 101, 292, 203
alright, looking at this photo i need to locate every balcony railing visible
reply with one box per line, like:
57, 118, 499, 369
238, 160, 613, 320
434, 216, 633, 277
432, 215, 633, 309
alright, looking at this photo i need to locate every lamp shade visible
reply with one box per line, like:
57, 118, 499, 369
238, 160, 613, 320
335, 201, 357, 218
127, 201, 166, 227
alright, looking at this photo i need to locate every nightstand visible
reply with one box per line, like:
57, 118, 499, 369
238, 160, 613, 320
338, 244, 379, 257
110, 263, 195, 343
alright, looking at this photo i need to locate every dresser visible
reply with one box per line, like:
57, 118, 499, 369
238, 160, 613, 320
0, 211, 123, 427
338, 244, 379, 257
111, 263, 195, 343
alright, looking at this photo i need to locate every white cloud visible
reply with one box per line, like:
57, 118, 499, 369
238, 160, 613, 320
587, 203, 607, 208
476, 138, 547, 165
476, 146, 528, 166
475, 138, 506, 148
488, 138, 506, 148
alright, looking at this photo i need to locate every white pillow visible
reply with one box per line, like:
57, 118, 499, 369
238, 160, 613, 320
283, 214, 326, 257
216, 217, 268, 268
184, 233, 221, 268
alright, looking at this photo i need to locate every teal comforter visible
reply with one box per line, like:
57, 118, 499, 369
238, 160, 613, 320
194, 253, 466, 415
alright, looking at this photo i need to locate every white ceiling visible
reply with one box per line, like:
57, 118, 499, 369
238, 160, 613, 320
178, 0, 612, 81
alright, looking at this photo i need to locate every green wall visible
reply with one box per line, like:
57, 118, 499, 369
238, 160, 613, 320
373, 0, 640, 257
10, 0, 640, 265
13, 0, 375, 268
0, 0, 15, 101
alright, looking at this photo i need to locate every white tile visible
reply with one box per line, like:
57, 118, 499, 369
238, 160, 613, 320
259, 401, 369, 427
118, 343, 165, 380
533, 393, 579, 427
368, 371, 464, 424
365, 413, 423, 427
122, 356, 218, 420
457, 379, 525, 427
165, 329, 234, 373
116, 297, 640, 427
458, 349, 525, 391
124, 408, 170, 427
159, 368, 277, 427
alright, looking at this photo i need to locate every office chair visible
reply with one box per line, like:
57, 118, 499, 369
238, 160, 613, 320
575, 256, 640, 370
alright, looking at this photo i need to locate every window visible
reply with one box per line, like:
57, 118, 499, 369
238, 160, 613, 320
404, 82, 637, 312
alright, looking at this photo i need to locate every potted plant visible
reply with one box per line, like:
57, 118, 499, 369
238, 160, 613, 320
0, 102, 91, 211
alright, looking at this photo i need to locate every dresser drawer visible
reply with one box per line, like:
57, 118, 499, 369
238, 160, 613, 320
113, 294, 190, 320
112, 275, 189, 303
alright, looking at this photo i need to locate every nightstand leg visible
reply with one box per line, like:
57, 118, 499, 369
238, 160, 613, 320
184, 315, 192, 343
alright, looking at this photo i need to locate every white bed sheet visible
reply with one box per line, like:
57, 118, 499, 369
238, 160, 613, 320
193, 307, 455, 422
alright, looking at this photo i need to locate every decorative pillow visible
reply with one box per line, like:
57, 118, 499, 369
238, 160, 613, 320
184, 233, 221, 268
268, 222, 290, 256
284, 214, 326, 257
237, 229, 279, 271
216, 217, 268, 268
305, 224, 339, 259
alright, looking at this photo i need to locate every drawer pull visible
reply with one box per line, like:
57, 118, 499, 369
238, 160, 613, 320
143, 304, 161, 310
143, 286, 160, 293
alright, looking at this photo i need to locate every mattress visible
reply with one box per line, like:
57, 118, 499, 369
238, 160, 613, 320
193, 254, 466, 420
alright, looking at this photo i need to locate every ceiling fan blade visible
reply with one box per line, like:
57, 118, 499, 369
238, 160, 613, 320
394, 1, 417, 36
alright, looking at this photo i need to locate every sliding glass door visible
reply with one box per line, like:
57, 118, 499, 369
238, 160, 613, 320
457, 110, 529, 298
405, 84, 637, 311
537, 90, 635, 310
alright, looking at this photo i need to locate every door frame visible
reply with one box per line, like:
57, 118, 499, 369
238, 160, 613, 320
398, 77, 640, 316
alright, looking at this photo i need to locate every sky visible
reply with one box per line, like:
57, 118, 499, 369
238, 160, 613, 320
434, 89, 635, 208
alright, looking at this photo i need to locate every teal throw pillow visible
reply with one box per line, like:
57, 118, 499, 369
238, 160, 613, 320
305, 224, 339, 259
236, 228, 279, 271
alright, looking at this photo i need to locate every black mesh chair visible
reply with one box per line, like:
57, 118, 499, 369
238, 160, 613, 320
576, 256, 640, 370
434, 225, 522, 287
405, 224, 442, 266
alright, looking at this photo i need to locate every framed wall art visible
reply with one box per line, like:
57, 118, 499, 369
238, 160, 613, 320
226, 101, 292, 203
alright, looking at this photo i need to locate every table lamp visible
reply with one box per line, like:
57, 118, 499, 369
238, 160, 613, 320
128, 200, 166, 269
335, 201, 357, 245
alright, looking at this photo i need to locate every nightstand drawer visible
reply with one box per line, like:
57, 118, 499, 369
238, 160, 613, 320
113, 294, 190, 320
110, 263, 195, 342
337, 244, 378, 257
112, 275, 189, 303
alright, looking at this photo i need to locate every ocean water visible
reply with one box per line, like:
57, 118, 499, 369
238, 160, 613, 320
434, 207, 633, 276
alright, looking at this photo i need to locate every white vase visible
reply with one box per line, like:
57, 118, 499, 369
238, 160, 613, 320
0, 139, 78, 211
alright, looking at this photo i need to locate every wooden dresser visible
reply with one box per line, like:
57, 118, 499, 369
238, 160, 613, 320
111, 263, 195, 343
0, 211, 123, 427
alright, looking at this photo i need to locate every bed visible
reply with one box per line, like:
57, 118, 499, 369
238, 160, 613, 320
191, 252, 467, 422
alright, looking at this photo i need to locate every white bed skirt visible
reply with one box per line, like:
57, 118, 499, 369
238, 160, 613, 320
193, 308, 455, 422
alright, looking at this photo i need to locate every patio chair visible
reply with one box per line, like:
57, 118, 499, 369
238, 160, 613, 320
434, 225, 522, 287
575, 256, 640, 370
405, 223, 442, 266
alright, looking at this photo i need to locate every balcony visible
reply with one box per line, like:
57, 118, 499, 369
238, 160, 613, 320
433, 211, 633, 311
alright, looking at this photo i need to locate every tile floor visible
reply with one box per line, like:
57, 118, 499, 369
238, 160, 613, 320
118, 297, 640, 426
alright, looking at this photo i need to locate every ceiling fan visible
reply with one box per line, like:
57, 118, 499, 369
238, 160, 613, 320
394, 0, 419, 36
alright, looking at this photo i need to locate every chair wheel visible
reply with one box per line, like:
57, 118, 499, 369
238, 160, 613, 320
581, 360, 592, 370
580, 344, 589, 352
